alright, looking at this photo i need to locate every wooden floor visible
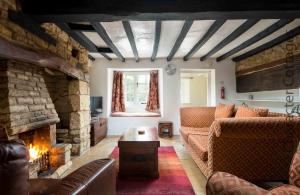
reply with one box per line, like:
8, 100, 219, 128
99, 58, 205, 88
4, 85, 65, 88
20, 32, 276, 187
63, 136, 207, 195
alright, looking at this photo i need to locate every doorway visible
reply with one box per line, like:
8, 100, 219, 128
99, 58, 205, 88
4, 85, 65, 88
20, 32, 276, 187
180, 70, 213, 107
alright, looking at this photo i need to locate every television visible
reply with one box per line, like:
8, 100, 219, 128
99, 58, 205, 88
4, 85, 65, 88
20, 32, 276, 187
90, 96, 103, 116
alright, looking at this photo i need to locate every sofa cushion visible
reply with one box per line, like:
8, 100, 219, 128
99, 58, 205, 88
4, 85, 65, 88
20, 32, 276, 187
215, 103, 235, 118
235, 106, 269, 118
180, 126, 209, 143
188, 134, 209, 162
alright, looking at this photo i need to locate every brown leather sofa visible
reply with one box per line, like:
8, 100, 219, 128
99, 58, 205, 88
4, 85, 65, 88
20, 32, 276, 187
0, 139, 116, 195
180, 107, 300, 182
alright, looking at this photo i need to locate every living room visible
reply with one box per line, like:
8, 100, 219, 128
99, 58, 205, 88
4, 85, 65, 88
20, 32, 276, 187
1, 0, 300, 195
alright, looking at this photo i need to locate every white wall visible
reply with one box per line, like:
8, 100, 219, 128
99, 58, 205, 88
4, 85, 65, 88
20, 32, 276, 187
90, 58, 237, 135
236, 89, 300, 113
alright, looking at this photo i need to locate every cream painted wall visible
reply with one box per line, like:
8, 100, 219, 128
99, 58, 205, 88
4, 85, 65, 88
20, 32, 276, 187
90, 58, 237, 135
181, 73, 208, 107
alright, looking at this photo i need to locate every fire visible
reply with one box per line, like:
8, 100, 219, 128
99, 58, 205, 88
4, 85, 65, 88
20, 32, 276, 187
28, 144, 48, 162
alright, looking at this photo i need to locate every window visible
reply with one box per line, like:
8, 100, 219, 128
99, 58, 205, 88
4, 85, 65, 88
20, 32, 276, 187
124, 72, 150, 112
180, 78, 191, 104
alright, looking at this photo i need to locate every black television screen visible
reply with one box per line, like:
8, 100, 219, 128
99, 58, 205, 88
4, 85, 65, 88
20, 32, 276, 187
90, 96, 103, 114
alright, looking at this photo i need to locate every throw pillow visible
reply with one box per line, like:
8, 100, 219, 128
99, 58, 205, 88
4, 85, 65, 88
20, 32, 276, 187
235, 106, 268, 118
215, 103, 235, 118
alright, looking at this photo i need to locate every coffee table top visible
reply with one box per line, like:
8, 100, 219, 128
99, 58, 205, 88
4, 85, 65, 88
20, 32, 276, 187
119, 127, 159, 142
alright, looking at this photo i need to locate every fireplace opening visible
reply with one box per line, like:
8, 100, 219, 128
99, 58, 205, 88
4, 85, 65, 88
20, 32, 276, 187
19, 124, 72, 178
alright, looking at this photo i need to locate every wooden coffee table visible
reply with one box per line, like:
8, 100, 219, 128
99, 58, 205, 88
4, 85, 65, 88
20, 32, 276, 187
118, 127, 160, 178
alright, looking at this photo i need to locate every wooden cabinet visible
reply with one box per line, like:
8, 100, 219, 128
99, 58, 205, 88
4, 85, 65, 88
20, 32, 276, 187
90, 117, 107, 146
158, 121, 173, 138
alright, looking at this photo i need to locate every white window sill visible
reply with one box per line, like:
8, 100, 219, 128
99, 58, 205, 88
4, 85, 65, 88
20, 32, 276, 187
110, 112, 161, 117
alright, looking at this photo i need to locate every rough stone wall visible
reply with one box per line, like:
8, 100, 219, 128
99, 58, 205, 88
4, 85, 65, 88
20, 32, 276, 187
0, 60, 59, 136
68, 80, 91, 155
0, 0, 89, 72
44, 72, 72, 129
44, 74, 91, 155
236, 34, 300, 75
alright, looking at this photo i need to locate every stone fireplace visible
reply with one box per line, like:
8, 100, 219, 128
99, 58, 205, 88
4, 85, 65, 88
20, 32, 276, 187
0, 59, 90, 178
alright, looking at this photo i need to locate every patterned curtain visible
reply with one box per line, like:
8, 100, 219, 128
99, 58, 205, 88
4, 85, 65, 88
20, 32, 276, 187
146, 70, 160, 112
111, 71, 125, 112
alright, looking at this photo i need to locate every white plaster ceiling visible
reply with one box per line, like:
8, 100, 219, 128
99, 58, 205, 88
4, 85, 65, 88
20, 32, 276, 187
101, 21, 134, 58
83, 31, 107, 47
192, 20, 246, 57
130, 21, 155, 58
175, 20, 215, 58
157, 21, 185, 58
87, 19, 300, 61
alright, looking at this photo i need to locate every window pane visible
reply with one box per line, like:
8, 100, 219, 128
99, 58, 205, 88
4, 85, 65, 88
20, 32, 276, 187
123, 72, 150, 111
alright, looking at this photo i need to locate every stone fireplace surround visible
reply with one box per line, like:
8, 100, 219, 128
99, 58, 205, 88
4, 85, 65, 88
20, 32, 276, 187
0, 59, 91, 177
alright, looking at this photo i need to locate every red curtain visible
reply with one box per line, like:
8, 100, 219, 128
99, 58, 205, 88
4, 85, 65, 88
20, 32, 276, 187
111, 71, 125, 112
146, 70, 160, 112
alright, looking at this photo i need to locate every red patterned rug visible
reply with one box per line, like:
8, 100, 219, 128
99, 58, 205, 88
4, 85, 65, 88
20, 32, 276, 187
110, 146, 196, 195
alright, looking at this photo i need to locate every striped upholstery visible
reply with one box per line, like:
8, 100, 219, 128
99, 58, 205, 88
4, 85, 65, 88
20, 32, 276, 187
207, 152, 300, 195
180, 107, 215, 128
188, 134, 209, 161
206, 172, 268, 195
180, 106, 300, 182
180, 126, 209, 143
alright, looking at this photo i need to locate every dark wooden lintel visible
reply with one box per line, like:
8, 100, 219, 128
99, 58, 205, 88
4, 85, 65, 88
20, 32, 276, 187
0, 36, 86, 81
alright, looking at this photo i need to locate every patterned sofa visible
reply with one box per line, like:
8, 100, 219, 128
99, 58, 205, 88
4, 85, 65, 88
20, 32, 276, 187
206, 151, 300, 194
180, 107, 300, 182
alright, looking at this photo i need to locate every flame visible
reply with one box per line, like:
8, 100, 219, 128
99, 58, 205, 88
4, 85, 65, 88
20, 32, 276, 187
28, 144, 48, 162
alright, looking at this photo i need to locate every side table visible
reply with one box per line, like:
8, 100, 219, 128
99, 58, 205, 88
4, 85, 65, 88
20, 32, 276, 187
158, 121, 173, 138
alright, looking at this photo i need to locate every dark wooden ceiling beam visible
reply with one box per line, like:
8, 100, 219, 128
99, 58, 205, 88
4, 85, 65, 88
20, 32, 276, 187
98, 52, 112, 61
68, 23, 95, 32
91, 22, 125, 62
200, 19, 259, 61
183, 20, 225, 61
88, 54, 95, 61
167, 20, 193, 61
56, 23, 112, 61
216, 19, 294, 61
151, 21, 162, 62
20, 0, 300, 22
8, 10, 56, 45
233, 26, 300, 62
56, 23, 98, 52
97, 47, 113, 53
122, 21, 139, 62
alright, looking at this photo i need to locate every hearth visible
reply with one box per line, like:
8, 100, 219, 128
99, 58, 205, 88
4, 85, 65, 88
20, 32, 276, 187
19, 124, 72, 178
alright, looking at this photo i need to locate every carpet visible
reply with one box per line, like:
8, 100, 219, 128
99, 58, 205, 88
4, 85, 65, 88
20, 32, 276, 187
110, 146, 196, 195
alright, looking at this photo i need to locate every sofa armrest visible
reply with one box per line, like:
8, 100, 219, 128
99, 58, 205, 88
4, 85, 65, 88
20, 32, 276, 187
206, 172, 268, 195
207, 117, 300, 181
210, 117, 300, 139
49, 159, 116, 195
180, 107, 215, 128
